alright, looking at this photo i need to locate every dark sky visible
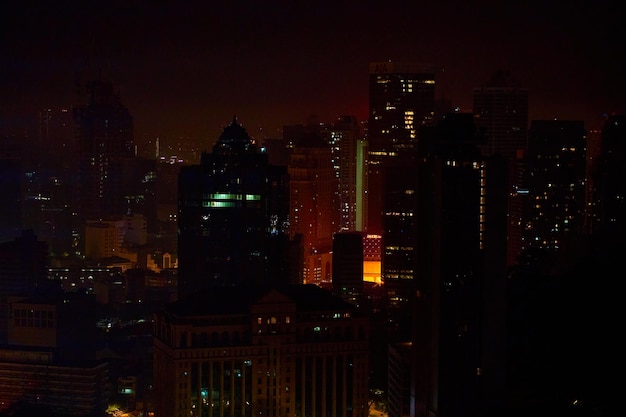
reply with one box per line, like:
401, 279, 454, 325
2, 0, 625, 147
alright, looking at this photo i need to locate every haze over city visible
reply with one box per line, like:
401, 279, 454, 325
0, 2, 623, 417
3, 0, 625, 145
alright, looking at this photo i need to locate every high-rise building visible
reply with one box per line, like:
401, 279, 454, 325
177, 118, 290, 298
472, 71, 529, 266
325, 116, 362, 232
287, 125, 338, 285
73, 78, 135, 244
152, 284, 370, 417
472, 70, 528, 159
22, 107, 75, 255
367, 61, 436, 235
379, 113, 511, 417
522, 120, 587, 257
591, 114, 626, 237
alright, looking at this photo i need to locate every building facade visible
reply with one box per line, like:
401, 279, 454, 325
367, 61, 436, 235
324, 116, 362, 232
591, 114, 626, 237
288, 131, 338, 285
0, 292, 109, 417
522, 120, 587, 255
331, 232, 364, 307
152, 284, 370, 417
73, 78, 135, 225
177, 118, 290, 298
472, 71, 529, 266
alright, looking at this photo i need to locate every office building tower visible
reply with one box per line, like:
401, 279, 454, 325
472, 70, 528, 159
380, 151, 420, 314
522, 120, 587, 257
177, 118, 290, 298
21, 107, 75, 255
367, 61, 436, 235
591, 114, 626, 237
583, 128, 602, 235
325, 115, 362, 232
332, 231, 364, 306
385, 113, 510, 417
73, 78, 135, 240
381, 114, 482, 313
152, 284, 370, 417
472, 71, 529, 266
287, 126, 338, 285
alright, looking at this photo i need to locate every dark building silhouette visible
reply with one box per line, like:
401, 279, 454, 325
120, 156, 159, 234
367, 61, 436, 235
388, 342, 412, 417
0, 156, 22, 243
0, 230, 49, 344
287, 122, 338, 285
0, 292, 109, 417
332, 231, 364, 306
21, 108, 75, 256
375, 113, 511, 417
73, 78, 135, 236
152, 284, 370, 417
177, 117, 291, 298
522, 120, 587, 260
592, 114, 626, 237
473, 71, 528, 159
473, 71, 529, 268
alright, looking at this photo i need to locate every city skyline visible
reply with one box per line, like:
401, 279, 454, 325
3, 1, 625, 147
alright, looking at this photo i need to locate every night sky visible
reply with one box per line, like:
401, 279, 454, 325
2, 0, 625, 147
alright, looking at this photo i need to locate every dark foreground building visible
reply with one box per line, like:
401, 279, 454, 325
152, 284, 370, 417
0, 292, 109, 417
177, 117, 291, 298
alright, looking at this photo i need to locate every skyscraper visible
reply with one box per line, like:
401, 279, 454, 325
22, 107, 75, 255
472, 70, 528, 159
73, 78, 135, 254
591, 114, 626, 237
287, 125, 338, 285
367, 61, 436, 235
323, 115, 362, 232
177, 117, 290, 298
522, 120, 587, 257
473, 71, 529, 266
378, 113, 511, 417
